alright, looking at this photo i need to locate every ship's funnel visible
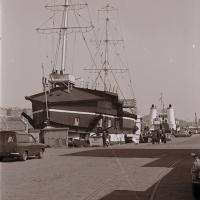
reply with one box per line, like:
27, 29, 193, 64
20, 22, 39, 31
167, 104, 176, 130
149, 104, 157, 127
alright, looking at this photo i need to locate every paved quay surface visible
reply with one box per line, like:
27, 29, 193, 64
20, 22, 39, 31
1, 135, 200, 200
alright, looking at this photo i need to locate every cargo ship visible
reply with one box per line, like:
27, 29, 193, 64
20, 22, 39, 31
149, 103, 176, 132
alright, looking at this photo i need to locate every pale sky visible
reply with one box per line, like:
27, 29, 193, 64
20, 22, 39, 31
1, 0, 200, 121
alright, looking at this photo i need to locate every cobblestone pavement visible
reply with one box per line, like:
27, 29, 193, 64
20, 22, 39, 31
1, 135, 200, 200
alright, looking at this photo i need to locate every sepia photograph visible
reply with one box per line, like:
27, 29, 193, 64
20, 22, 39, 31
0, 0, 200, 199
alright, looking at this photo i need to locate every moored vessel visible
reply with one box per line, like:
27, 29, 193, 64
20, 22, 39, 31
23, 1, 140, 144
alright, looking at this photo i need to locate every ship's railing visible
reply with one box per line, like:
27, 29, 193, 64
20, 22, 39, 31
49, 73, 75, 84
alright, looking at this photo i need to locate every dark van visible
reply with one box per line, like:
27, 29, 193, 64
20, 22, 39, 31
0, 131, 45, 161
191, 153, 200, 199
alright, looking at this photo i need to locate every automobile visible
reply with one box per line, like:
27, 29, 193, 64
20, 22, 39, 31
140, 131, 152, 143
174, 130, 192, 137
89, 133, 103, 147
0, 131, 45, 161
124, 134, 133, 143
68, 136, 90, 147
191, 152, 200, 199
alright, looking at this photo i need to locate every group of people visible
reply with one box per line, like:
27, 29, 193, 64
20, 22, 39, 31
102, 130, 111, 147
151, 128, 167, 144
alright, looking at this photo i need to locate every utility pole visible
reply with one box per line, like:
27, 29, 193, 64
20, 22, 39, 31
42, 64, 49, 125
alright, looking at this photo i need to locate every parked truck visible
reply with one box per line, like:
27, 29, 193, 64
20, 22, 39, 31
0, 131, 45, 161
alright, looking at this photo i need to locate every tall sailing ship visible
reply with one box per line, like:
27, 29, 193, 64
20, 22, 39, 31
23, 1, 140, 143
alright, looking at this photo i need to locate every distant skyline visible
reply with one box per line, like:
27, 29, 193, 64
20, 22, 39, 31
1, 0, 200, 121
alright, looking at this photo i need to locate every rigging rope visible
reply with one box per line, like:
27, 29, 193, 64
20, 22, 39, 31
51, 0, 56, 70
98, 5, 136, 113
53, 30, 62, 70
73, 7, 104, 87
116, 9, 137, 102
71, 32, 77, 74
85, 0, 99, 47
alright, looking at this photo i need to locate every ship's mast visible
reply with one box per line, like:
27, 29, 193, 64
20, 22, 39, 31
61, 0, 69, 73
160, 92, 165, 113
84, 3, 137, 113
104, 3, 109, 91
42, 64, 49, 124
85, 3, 128, 92
36, 0, 94, 88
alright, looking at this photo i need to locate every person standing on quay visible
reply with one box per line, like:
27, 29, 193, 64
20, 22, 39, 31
102, 131, 107, 147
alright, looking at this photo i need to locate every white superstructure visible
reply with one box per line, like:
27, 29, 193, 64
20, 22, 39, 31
167, 104, 176, 130
149, 104, 157, 128
149, 103, 176, 131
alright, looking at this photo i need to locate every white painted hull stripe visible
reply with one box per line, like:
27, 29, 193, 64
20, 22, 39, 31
49, 109, 118, 119
123, 117, 136, 121
33, 109, 44, 114
33, 109, 135, 121
50, 109, 97, 116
